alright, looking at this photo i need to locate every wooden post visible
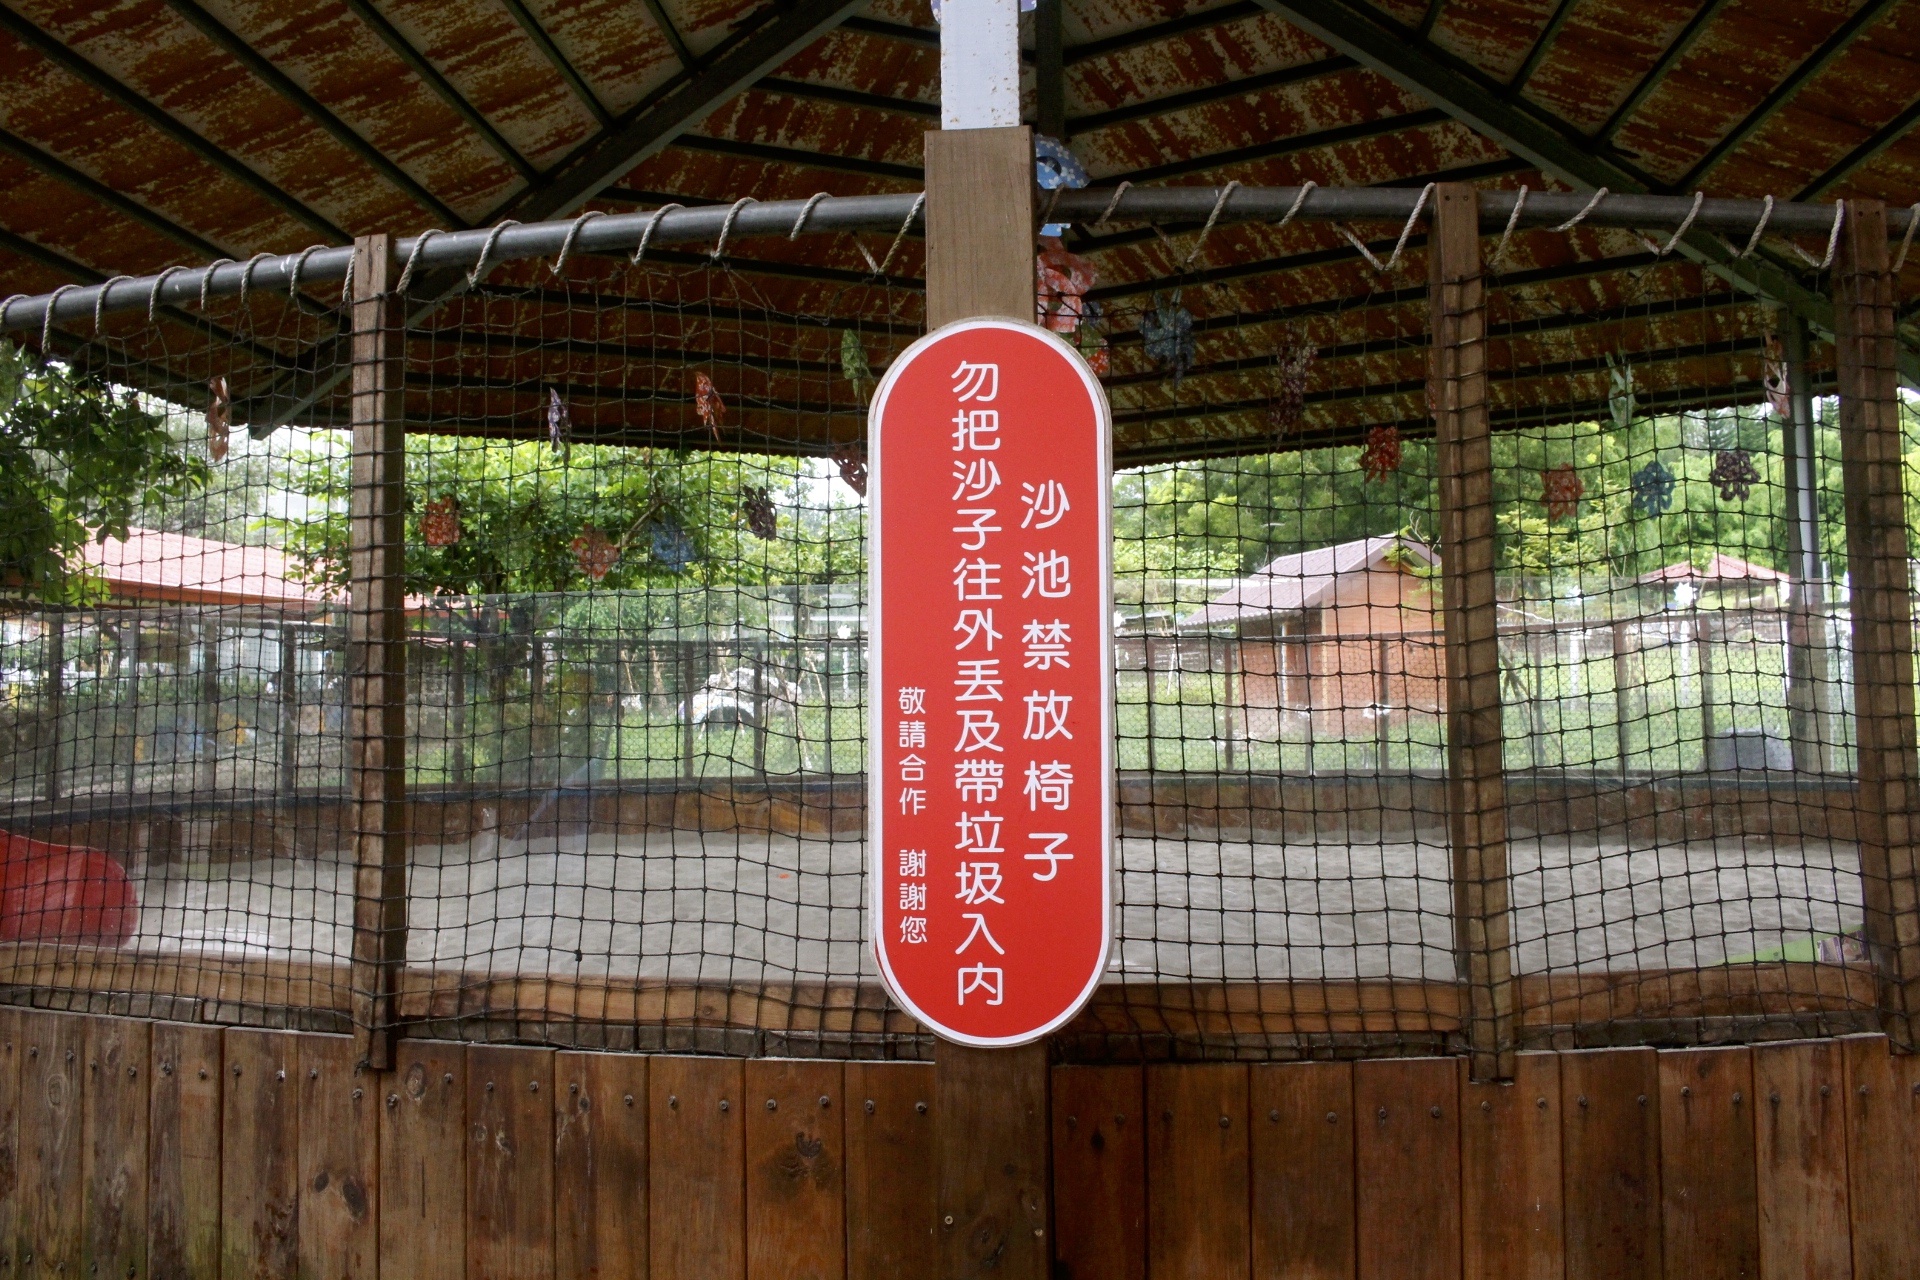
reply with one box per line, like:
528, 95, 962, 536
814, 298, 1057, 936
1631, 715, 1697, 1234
680, 640, 697, 779
1428, 183, 1515, 1081
450, 619, 469, 786
347, 232, 410, 1070
1612, 621, 1632, 778
1834, 198, 1920, 1049
925, 123, 1051, 1280
1695, 613, 1716, 766
1781, 314, 1835, 774
198, 625, 219, 794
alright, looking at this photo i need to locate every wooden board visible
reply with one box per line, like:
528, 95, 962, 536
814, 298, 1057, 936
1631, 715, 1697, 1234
1354, 1057, 1461, 1280
649, 1056, 746, 1280
1752, 1040, 1849, 1279
744, 1059, 844, 1280
150, 1022, 223, 1280
1146, 1063, 1250, 1280
1251, 1061, 1354, 1280
843, 1062, 935, 1280
84, 1016, 150, 1280
1658, 1048, 1758, 1280
17, 1011, 86, 1279
922, 126, 1036, 327
554, 1050, 648, 1280
221, 1028, 300, 1280
467, 1044, 555, 1280
1461, 1052, 1563, 1280
937, 1043, 1050, 1280
377, 1038, 465, 1280
1843, 1034, 1918, 1279
1560, 1048, 1661, 1280
0, 1009, 21, 1278
297, 1035, 378, 1279
1052, 1065, 1145, 1280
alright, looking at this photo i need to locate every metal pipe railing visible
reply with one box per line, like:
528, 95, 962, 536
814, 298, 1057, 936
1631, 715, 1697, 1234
0, 185, 1904, 336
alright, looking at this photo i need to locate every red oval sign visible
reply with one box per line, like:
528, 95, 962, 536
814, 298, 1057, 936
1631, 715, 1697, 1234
869, 317, 1113, 1047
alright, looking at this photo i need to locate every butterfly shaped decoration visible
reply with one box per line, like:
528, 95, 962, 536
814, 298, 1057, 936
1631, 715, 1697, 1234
1034, 136, 1089, 191
1140, 293, 1196, 385
647, 518, 699, 573
1763, 333, 1791, 420
1603, 352, 1635, 431
1075, 322, 1110, 377
742, 486, 777, 540
1359, 425, 1401, 482
1709, 449, 1760, 502
1036, 238, 1098, 334
1629, 460, 1676, 516
546, 387, 570, 452
694, 372, 725, 437
1541, 464, 1584, 521
839, 331, 874, 406
207, 376, 231, 462
1268, 341, 1317, 436
421, 496, 462, 547
834, 443, 868, 498
571, 526, 620, 581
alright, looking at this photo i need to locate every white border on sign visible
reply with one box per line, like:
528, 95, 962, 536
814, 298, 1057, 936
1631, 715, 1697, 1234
866, 315, 1115, 1049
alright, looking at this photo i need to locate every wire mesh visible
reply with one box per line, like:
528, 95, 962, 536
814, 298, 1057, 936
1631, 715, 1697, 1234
0, 200, 1902, 1061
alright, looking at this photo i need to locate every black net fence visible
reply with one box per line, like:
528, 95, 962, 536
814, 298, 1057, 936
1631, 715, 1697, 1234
0, 197, 1903, 1062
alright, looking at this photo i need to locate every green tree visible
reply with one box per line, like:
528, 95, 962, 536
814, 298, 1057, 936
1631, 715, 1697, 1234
0, 343, 210, 604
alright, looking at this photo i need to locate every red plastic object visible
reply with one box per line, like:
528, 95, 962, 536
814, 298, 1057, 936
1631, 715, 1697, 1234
0, 830, 139, 945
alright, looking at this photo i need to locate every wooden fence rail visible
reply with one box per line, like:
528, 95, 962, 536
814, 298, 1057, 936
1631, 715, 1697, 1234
3, 1007, 1915, 1279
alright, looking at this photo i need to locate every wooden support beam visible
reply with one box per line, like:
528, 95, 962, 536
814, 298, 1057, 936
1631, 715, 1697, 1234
923, 124, 1051, 1280
1429, 183, 1515, 1081
348, 233, 410, 1070
1834, 199, 1920, 1051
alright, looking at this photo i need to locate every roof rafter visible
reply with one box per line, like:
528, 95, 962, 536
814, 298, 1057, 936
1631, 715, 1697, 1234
0, 5, 347, 243
1509, 0, 1578, 94
493, 0, 871, 223
1067, 55, 1354, 137
670, 133, 920, 181
636, 0, 699, 70
1248, 0, 1920, 384
337, 0, 537, 183
1677, 0, 1902, 190
0, 126, 229, 263
496, 0, 614, 130
1103, 106, 1453, 184
158, 0, 467, 227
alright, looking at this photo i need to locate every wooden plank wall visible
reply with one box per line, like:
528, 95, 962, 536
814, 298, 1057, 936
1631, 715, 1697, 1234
3, 1011, 1918, 1278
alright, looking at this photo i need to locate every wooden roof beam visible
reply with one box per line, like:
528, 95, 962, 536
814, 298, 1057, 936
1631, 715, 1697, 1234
337, 0, 538, 183
670, 133, 921, 181
1248, 0, 1920, 385
158, 0, 468, 227
1509, 0, 1578, 95
0, 5, 348, 243
494, 0, 871, 223
636, 0, 699, 71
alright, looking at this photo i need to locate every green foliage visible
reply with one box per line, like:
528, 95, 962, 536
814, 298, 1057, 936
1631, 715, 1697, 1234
0, 343, 210, 605
267, 433, 865, 597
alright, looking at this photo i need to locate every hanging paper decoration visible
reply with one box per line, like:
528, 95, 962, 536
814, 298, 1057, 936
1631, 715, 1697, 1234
742, 486, 777, 540
1629, 460, 1676, 516
694, 372, 725, 437
1603, 352, 1635, 431
546, 387, 570, 452
1267, 341, 1317, 436
1036, 238, 1097, 334
1140, 292, 1196, 385
834, 442, 868, 497
1034, 136, 1089, 191
1709, 448, 1760, 502
1359, 425, 1402, 483
571, 526, 620, 581
422, 496, 462, 547
647, 517, 699, 573
1541, 464, 1584, 521
206, 376, 230, 462
840, 331, 874, 405
1763, 333, 1791, 419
